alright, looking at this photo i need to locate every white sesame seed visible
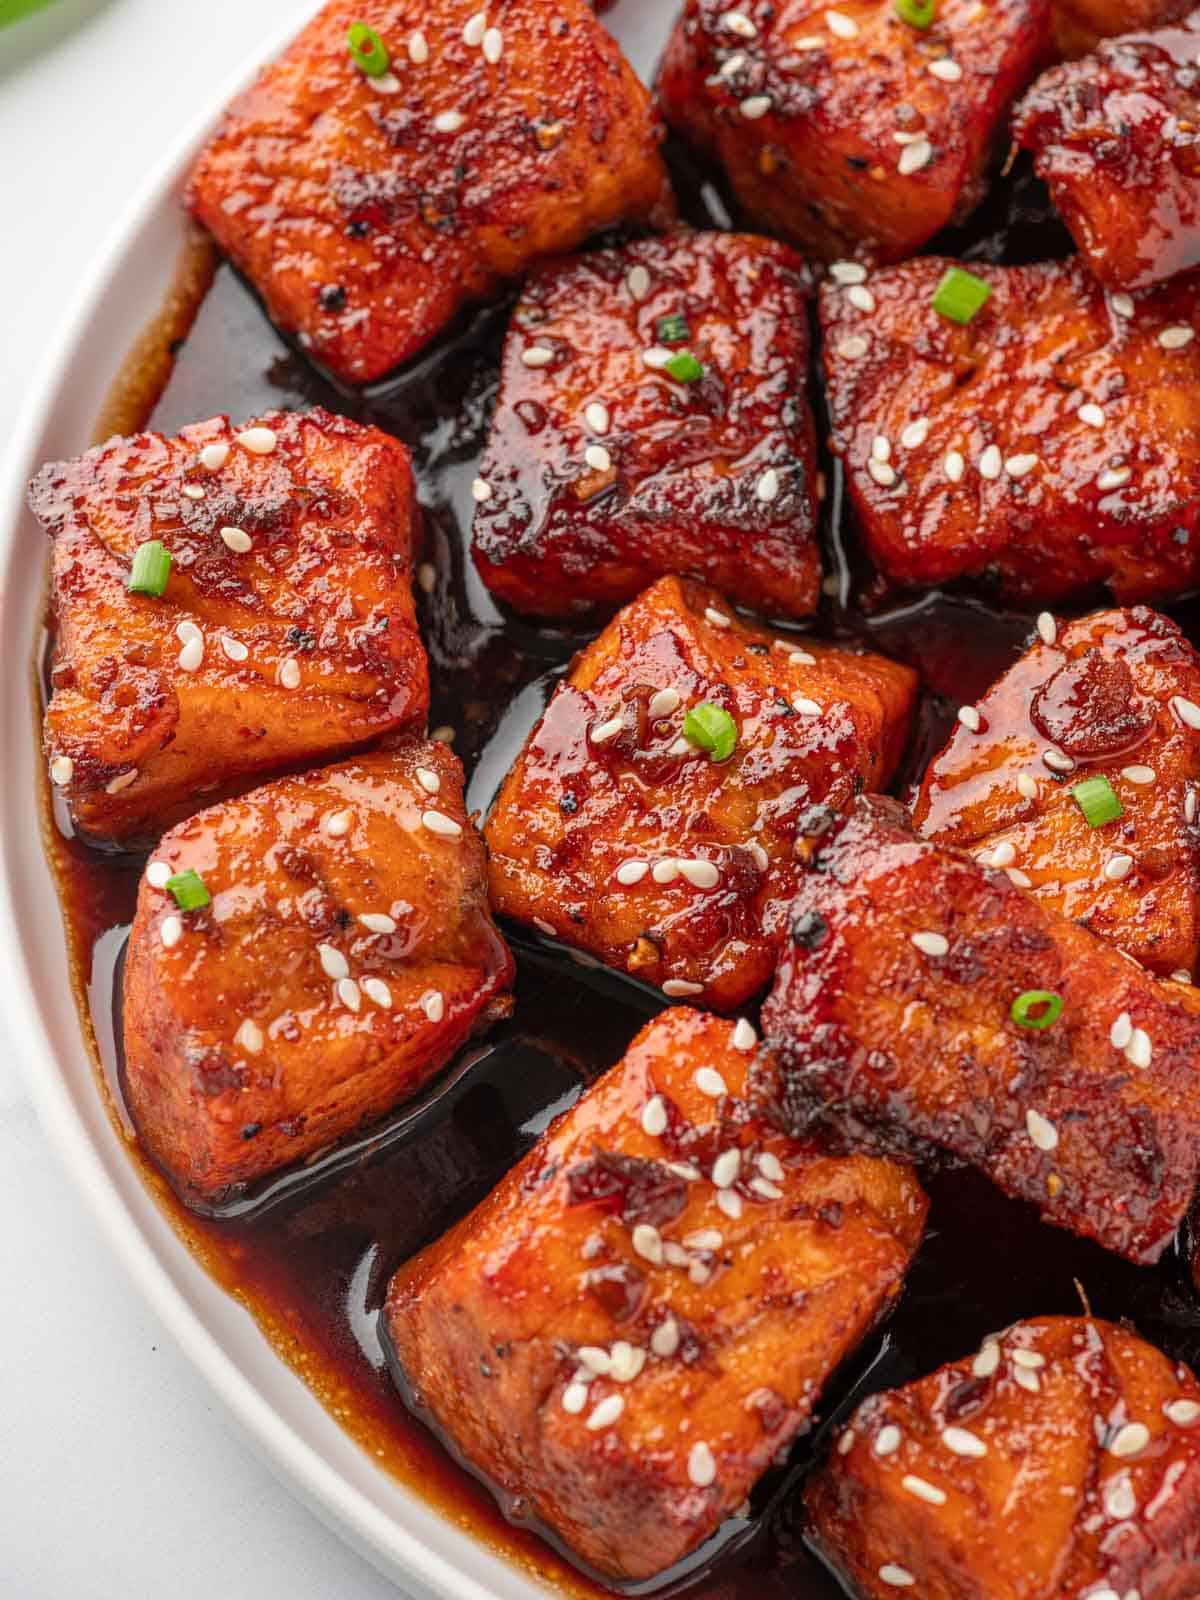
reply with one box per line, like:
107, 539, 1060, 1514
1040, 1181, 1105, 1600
871, 436, 891, 463
416, 767, 441, 795
585, 444, 612, 473
712, 1149, 741, 1189
359, 913, 397, 934
50, 755, 74, 787
1097, 466, 1132, 491
973, 1340, 1001, 1378
747, 841, 769, 871
929, 57, 962, 81
689, 1259, 712, 1285
235, 1019, 264, 1055
1026, 1108, 1058, 1151
278, 657, 301, 690
1110, 1012, 1133, 1049
336, 977, 362, 1013
979, 444, 1003, 480
758, 1151, 785, 1182
362, 977, 393, 1010
471, 477, 492, 504
161, 916, 183, 949
1006, 867, 1032, 888
1112, 292, 1135, 318
608, 861, 647, 892
411, 989, 442, 1025
1017, 773, 1038, 799
146, 860, 171, 889
106, 770, 138, 795
1031, 613, 1057, 647
902, 1475, 946, 1507
641, 1096, 668, 1138
521, 344, 553, 368
533, 917, 555, 936
1120, 765, 1154, 784
868, 458, 897, 488
874, 1424, 902, 1457
199, 442, 229, 471
678, 859, 720, 889
1188, 790, 1199, 823
837, 335, 869, 359
694, 1067, 727, 1098
648, 688, 681, 720
879, 1566, 916, 1589
1173, 695, 1200, 730
1126, 1028, 1152, 1069
632, 1224, 664, 1264
1043, 748, 1076, 773
585, 402, 610, 435
911, 931, 948, 957
182, 484, 205, 501
1006, 453, 1039, 478
482, 26, 503, 62
663, 979, 704, 997
422, 810, 463, 838
756, 467, 781, 503
983, 841, 1015, 868
705, 607, 731, 629
1105, 1476, 1137, 1521
826, 8, 858, 36
717, 1188, 743, 1220
901, 418, 930, 449
732, 1018, 757, 1052
1104, 854, 1134, 882
830, 261, 868, 285
235, 426, 276, 455
324, 808, 354, 837
944, 449, 965, 482
684, 1228, 723, 1252
1079, 403, 1106, 428
1109, 1422, 1151, 1458
627, 264, 651, 302
407, 28, 428, 62
848, 285, 876, 313
178, 635, 204, 673
1012, 1348, 1046, 1369
642, 345, 673, 370
562, 1382, 588, 1415
586, 1395, 625, 1431
1160, 325, 1195, 350
365, 71, 400, 94
433, 110, 466, 133
610, 1342, 646, 1383
957, 705, 981, 732
176, 620, 202, 645
898, 137, 933, 175
739, 94, 772, 119
652, 1318, 680, 1358
578, 1346, 611, 1376
688, 1441, 717, 1487
432, 725, 455, 744
794, 31, 825, 47
750, 1176, 783, 1200
219, 635, 248, 663
1166, 1400, 1200, 1425
318, 943, 349, 981
724, 8, 758, 35
794, 696, 822, 716
1015, 1367, 1041, 1393
1172, 969, 1192, 984
943, 1426, 987, 1458
652, 859, 680, 884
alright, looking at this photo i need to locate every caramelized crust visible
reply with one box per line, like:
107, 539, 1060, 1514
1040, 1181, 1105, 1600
1014, 15, 1200, 290
471, 230, 821, 621
808, 1316, 1200, 1600
914, 607, 1200, 978
656, 0, 1050, 264
123, 743, 513, 1205
33, 407, 428, 843
1052, 0, 1193, 59
758, 796, 1200, 1264
819, 256, 1200, 603
384, 1007, 927, 1582
187, 0, 673, 384
484, 576, 917, 1011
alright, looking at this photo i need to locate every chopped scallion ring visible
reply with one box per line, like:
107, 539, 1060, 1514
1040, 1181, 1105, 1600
128, 540, 171, 597
894, 0, 936, 27
165, 869, 211, 912
664, 351, 704, 384
347, 21, 390, 76
1011, 990, 1063, 1030
684, 703, 737, 763
656, 313, 690, 345
931, 265, 992, 325
1071, 775, 1123, 828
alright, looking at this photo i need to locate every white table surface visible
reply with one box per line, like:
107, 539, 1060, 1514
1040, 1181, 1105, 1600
0, 3, 406, 1596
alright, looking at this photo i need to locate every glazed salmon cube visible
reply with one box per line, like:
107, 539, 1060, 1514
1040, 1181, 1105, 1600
471, 230, 822, 621
656, 0, 1050, 264
819, 256, 1200, 604
808, 1316, 1200, 1600
122, 742, 513, 1206
1052, 0, 1193, 58
757, 795, 1200, 1264
33, 407, 428, 844
384, 1007, 928, 1582
914, 607, 1200, 979
483, 575, 917, 1011
187, 0, 674, 385
1014, 15, 1200, 291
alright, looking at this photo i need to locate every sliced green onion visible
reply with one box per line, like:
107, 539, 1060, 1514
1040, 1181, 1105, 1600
684, 703, 737, 763
656, 313, 690, 345
128, 540, 171, 596
165, 869, 211, 912
664, 351, 704, 384
894, 0, 936, 27
931, 266, 992, 325
1071, 775, 1123, 828
1011, 990, 1063, 1030
347, 21, 390, 76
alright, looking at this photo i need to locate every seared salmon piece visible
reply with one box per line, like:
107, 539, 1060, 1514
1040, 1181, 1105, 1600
656, 0, 1049, 264
187, 0, 674, 385
757, 795, 1200, 1264
123, 743, 513, 1206
914, 607, 1200, 979
1052, 0, 1192, 58
384, 1007, 928, 1583
471, 231, 821, 621
1014, 15, 1200, 290
33, 407, 428, 844
808, 1316, 1200, 1600
820, 256, 1200, 603
483, 575, 917, 1011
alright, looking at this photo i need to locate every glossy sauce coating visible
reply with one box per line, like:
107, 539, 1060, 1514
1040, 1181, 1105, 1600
1052, 0, 1193, 59
471, 230, 822, 621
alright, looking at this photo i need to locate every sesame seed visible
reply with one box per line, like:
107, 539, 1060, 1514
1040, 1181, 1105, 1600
1014, 1365, 1040, 1392
1173, 969, 1192, 984
684, 1228, 723, 1252
359, 913, 397, 934
182, 484, 205, 501
642, 1096, 668, 1137
420, 990, 444, 1023
871, 436, 891, 462
739, 94, 772, 119
943, 1426, 986, 1458
1079, 403, 1106, 428
794, 696, 822, 716
689, 1259, 712, 1285
1111, 292, 1135, 318
929, 57, 962, 81
482, 26, 503, 62
712, 1149, 741, 1188
318, 944, 349, 981
533, 917, 555, 936
585, 444, 612, 473
944, 450, 965, 482
422, 810, 463, 838
831, 261, 867, 285
366, 72, 400, 94
407, 29, 428, 62
178, 635, 204, 673
652, 860, 681, 887
983, 841, 1015, 869
837, 335, 869, 359
868, 458, 897, 487
1159, 325, 1195, 350
1188, 790, 1198, 823
1026, 1108, 1058, 1151
902, 1475, 946, 1507
106, 770, 138, 794
1109, 1422, 1151, 1458
1166, 1399, 1200, 1425
694, 1067, 727, 1098
717, 1188, 743, 1219
979, 445, 1003, 480
578, 1345, 611, 1375
324, 809, 354, 837
1110, 1012, 1133, 1049
336, 977, 362, 1013
911, 931, 948, 957
705, 607, 731, 629
1033, 612, 1057, 646
732, 1018, 757, 1051
278, 658, 301, 690
747, 841, 769, 871
1097, 466, 1132, 491
1007, 867, 1032, 888
1017, 773, 1038, 799
521, 344, 553, 368
651, 1318, 680, 1358
1006, 453, 1038, 478
1173, 695, 1200, 730
585, 1395, 625, 1431
562, 1382, 588, 1415
432, 725, 455, 744
879, 1566, 916, 1589
176, 620, 202, 645
1121, 765, 1154, 784
724, 8, 758, 36
663, 979, 704, 997
1105, 1477, 1137, 1521
794, 31, 825, 47
648, 687, 681, 719
666, 1163, 701, 1182
898, 138, 933, 175
50, 755, 74, 787
610, 1342, 646, 1383
585, 402, 610, 435
617, 860, 649, 886
678, 859, 720, 889
235, 1019, 264, 1054
1126, 1028, 1152, 1069
433, 109, 465, 133
220, 635, 249, 663
235, 426, 276, 455
874, 1424, 902, 1456
632, 1223, 664, 1264
826, 8, 858, 36
957, 705, 981, 732
972, 1340, 1000, 1378
757, 467, 781, 503
363, 978, 393, 1010
758, 1151, 785, 1182
462, 10, 486, 45
1104, 854, 1134, 882
146, 861, 171, 889
688, 1442, 717, 1487
643, 345, 673, 370
901, 418, 930, 449
1043, 748, 1076, 773
848, 285, 875, 313
471, 477, 492, 504
1011, 1348, 1045, 1369
161, 916, 183, 949
416, 767, 441, 795
627, 265, 651, 302
199, 443, 229, 471
750, 1176, 783, 1200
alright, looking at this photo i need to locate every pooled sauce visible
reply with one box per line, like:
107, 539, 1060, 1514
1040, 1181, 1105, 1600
36, 4, 1200, 1595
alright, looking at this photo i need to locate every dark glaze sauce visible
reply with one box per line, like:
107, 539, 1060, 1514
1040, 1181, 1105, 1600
37, 4, 1200, 1595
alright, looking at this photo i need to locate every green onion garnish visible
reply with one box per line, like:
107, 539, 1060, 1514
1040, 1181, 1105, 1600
347, 21, 390, 76
165, 869, 211, 912
931, 266, 992, 326
684, 703, 737, 763
664, 351, 704, 384
656, 313, 690, 345
894, 0, 936, 27
128, 540, 171, 596
1011, 990, 1063, 1030
1071, 775, 1123, 828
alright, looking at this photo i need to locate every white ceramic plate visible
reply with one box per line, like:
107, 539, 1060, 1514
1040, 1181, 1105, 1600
0, 3, 667, 1594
